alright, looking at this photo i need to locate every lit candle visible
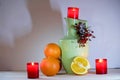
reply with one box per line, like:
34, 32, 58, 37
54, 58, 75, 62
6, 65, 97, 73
27, 62, 39, 78
67, 7, 79, 19
95, 59, 107, 74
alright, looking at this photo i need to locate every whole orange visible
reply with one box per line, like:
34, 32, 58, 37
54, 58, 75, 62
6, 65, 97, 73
44, 43, 61, 59
40, 57, 60, 76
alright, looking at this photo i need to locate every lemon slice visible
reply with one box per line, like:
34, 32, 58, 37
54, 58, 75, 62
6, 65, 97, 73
71, 56, 90, 75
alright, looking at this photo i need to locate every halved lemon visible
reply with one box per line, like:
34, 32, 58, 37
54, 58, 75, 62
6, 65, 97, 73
71, 56, 90, 75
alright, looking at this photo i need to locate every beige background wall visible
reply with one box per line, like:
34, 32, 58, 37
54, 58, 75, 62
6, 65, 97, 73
0, 0, 120, 70
0, 0, 63, 70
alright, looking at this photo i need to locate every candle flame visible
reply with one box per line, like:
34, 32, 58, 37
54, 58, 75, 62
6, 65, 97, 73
72, 8, 76, 12
31, 62, 34, 66
99, 59, 103, 63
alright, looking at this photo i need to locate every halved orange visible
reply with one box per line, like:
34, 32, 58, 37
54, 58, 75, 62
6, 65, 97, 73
71, 56, 90, 75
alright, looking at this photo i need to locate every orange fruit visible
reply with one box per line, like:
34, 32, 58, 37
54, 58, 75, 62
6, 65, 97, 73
71, 56, 90, 75
44, 43, 61, 59
40, 57, 60, 76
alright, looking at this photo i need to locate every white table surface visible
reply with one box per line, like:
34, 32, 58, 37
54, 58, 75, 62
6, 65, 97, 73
0, 69, 120, 80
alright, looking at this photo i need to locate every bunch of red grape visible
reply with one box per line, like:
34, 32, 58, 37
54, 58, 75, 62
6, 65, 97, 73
74, 22, 95, 47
